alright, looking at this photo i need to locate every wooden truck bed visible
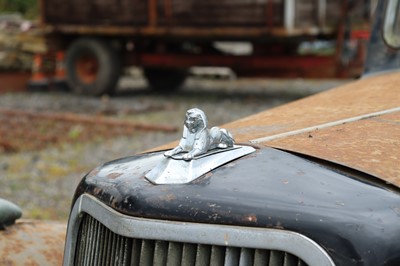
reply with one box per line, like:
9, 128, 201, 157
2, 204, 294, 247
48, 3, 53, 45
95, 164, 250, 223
40, 0, 371, 39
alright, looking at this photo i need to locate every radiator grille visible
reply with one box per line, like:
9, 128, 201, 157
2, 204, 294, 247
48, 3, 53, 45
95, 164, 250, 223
74, 214, 308, 266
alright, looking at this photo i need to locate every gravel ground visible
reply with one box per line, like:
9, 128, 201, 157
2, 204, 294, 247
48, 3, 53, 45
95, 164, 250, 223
0, 74, 349, 220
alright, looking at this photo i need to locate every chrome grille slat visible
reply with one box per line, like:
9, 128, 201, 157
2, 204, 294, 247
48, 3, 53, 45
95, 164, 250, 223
74, 214, 310, 266
195, 244, 211, 266
270, 250, 284, 265
104, 224, 112, 265
154, 241, 168, 266
98, 222, 105, 266
84, 217, 91, 266
225, 247, 240, 265
239, 248, 254, 266
140, 240, 155, 265
254, 249, 269, 265
210, 245, 225, 265
75, 214, 87, 265
131, 239, 142, 266
91, 218, 100, 266
167, 242, 183, 266
116, 233, 122, 265
110, 228, 116, 265
92, 219, 101, 266
182, 243, 196, 266
74, 215, 132, 266
121, 233, 130, 265
84, 215, 92, 266
283, 252, 298, 266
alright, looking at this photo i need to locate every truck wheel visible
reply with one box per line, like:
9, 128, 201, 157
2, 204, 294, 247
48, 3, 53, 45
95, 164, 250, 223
65, 38, 120, 96
143, 67, 187, 92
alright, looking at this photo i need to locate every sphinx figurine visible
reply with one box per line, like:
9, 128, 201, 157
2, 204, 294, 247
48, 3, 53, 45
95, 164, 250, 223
164, 108, 235, 161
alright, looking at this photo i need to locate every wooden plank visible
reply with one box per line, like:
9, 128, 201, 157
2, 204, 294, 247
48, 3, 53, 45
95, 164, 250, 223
41, 0, 368, 33
149, 0, 158, 27
43, 0, 148, 25
47, 24, 337, 38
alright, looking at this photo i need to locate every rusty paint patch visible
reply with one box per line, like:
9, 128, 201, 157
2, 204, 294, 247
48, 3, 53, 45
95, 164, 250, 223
244, 214, 258, 223
107, 172, 123, 179
93, 187, 103, 195
265, 112, 400, 187
158, 193, 177, 202
204, 172, 213, 178
224, 233, 229, 245
86, 168, 100, 179
111, 197, 118, 208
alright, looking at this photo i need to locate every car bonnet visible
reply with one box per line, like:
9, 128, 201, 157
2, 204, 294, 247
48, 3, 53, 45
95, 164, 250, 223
225, 72, 400, 187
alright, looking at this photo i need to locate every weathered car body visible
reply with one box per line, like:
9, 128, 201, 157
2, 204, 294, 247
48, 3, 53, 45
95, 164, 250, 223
63, 1, 400, 265
0, 196, 66, 265
0, 220, 66, 265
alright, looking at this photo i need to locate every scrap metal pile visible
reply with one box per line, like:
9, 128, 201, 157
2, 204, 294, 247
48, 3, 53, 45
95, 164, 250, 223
0, 14, 45, 71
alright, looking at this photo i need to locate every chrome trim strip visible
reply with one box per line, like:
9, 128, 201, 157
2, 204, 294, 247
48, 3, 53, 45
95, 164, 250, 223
64, 194, 335, 266
250, 106, 400, 143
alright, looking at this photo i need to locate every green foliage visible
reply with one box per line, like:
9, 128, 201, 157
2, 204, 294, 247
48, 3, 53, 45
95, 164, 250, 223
68, 125, 84, 140
0, 0, 39, 19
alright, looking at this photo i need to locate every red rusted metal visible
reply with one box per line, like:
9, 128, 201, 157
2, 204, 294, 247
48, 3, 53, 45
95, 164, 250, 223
164, 0, 173, 26
135, 53, 345, 78
54, 51, 66, 81
148, 0, 158, 27
351, 30, 370, 40
0, 220, 66, 265
224, 71, 400, 186
224, 71, 400, 143
75, 55, 99, 84
266, 0, 275, 29
0, 72, 30, 94
137, 54, 335, 68
266, 111, 400, 187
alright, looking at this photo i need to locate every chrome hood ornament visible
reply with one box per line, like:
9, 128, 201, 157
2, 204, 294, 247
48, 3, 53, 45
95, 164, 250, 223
145, 108, 255, 184
164, 108, 234, 161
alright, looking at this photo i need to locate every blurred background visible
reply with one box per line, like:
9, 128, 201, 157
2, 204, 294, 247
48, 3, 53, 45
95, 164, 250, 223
0, 0, 375, 220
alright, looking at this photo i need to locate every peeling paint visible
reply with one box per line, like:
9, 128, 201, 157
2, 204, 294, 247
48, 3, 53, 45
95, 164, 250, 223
107, 172, 123, 179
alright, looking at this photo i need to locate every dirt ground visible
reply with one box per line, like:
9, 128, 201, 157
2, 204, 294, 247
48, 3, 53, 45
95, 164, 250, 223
0, 74, 349, 220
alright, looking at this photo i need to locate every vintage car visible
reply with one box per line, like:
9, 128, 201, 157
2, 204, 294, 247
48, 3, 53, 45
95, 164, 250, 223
58, 1, 399, 266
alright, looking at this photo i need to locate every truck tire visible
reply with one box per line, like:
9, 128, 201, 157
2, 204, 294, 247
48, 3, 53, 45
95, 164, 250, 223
65, 38, 120, 96
143, 67, 187, 92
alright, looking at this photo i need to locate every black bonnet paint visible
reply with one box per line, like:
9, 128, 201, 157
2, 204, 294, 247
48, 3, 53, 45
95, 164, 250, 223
73, 147, 400, 266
